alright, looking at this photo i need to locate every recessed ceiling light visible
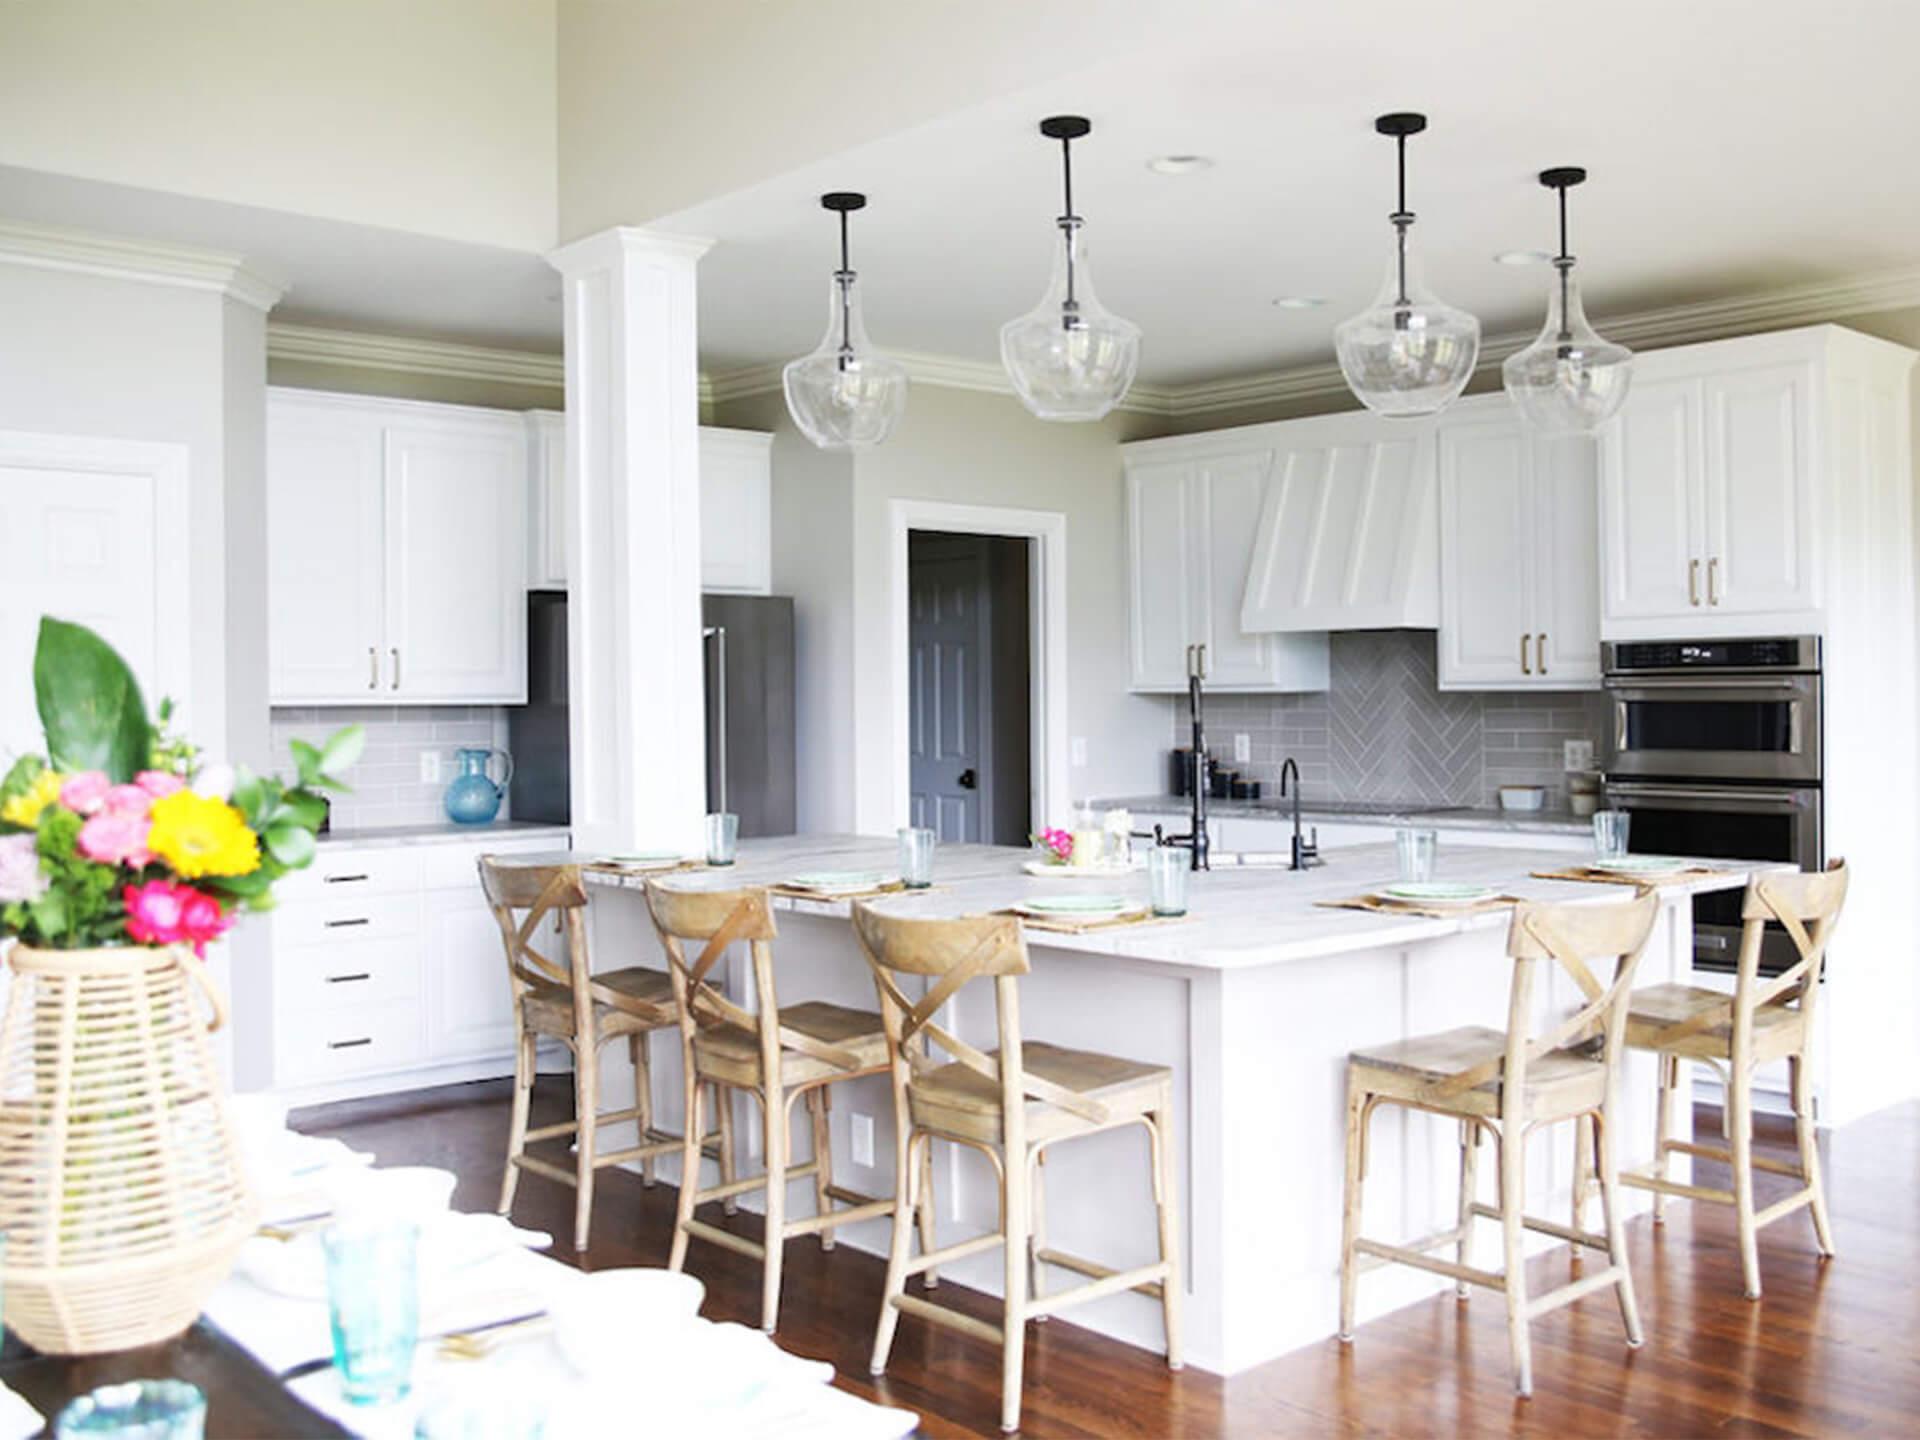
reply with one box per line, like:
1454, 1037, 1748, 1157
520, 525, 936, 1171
1494, 249, 1553, 266
1271, 296, 1327, 310
1146, 154, 1214, 175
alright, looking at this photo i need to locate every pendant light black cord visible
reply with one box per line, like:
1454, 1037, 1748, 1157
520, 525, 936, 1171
836, 207, 854, 368
1059, 131, 1080, 328
1555, 181, 1573, 344
1393, 132, 1411, 309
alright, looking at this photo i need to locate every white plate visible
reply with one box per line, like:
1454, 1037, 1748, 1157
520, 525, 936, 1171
1014, 895, 1142, 919
1372, 882, 1500, 907
1588, 855, 1689, 875
601, 852, 684, 871
1021, 859, 1141, 878
785, 870, 896, 894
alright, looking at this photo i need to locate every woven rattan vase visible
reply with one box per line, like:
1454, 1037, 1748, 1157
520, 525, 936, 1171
0, 944, 256, 1353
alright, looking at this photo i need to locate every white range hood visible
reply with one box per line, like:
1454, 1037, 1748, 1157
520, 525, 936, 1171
1236, 410, 1438, 633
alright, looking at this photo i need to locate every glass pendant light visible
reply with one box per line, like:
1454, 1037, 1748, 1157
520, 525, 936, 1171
1502, 167, 1632, 434
1000, 115, 1140, 421
783, 191, 908, 451
1334, 113, 1480, 418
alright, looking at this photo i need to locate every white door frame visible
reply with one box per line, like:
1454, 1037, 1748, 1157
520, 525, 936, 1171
888, 499, 1068, 836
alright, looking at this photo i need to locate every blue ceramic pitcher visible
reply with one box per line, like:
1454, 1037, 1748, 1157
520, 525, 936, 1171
444, 747, 514, 825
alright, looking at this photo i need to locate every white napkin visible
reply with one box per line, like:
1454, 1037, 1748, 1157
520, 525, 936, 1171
234, 1212, 552, 1303
0, 1381, 41, 1440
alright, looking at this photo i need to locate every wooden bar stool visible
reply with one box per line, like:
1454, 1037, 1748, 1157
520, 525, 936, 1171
644, 880, 902, 1333
478, 858, 735, 1252
1338, 891, 1659, 1398
1613, 860, 1848, 1299
852, 904, 1183, 1436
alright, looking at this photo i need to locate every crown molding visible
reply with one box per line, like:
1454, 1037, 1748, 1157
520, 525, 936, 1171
0, 218, 285, 311
266, 322, 566, 389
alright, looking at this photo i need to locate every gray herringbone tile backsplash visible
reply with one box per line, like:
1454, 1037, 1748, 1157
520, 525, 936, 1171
1170, 631, 1607, 811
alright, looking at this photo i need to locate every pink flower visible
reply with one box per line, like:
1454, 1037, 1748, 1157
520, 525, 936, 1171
126, 879, 232, 958
101, 784, 154, 817
0, 833, 47, 903
177, 889, 234, 956
58, 771, 112, 816
135, 770, 186, 799
78, 810, 153, 868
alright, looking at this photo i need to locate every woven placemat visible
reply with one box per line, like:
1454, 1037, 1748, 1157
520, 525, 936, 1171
999, 907, 1186, 935
1317, 893, 1524, 919
1530, 865, 1724, 887
584, 858, 705, 877
769, 880, 923, 902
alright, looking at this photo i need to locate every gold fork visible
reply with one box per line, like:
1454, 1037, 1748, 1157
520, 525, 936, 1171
436, 1312, 551, 1362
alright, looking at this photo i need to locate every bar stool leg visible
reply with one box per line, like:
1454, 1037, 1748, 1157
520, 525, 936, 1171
1337, 1076, 1367, 1341
631, 1032, 656, 1186
807, 1086, 836, 1250
1651, 1054, 1678, 1225
499, 1029, 534, 1215
1571, 1112, 1594, 1239
1729, 1063, 1763, 1299
1000, 1139, 1031, 1434
916, 1135, 940, 1289
1500, 1122, 1533, 1397
1152, 1107, 1185, 1369
1455, 1121, 1479, 1299
761, 1087, 790, 1332
573, 1040, 599, 1252
1028, 1147, 1047, 1318
716, 1083, 739, 1216
668, 1070, 704, 1272
1595, 1110, 1643, 1346
869, 1121, 916, 1376
1791, 1054, 1835, 1256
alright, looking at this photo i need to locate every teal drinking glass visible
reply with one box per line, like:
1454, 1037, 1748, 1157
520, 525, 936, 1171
323, 1220, 421, 1405
55, 1381, 206, 1440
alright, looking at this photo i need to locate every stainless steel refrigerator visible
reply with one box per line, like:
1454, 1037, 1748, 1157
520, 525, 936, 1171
507, 591, 797, 836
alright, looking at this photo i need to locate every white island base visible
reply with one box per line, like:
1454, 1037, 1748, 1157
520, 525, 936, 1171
568, 837, 1761, 1377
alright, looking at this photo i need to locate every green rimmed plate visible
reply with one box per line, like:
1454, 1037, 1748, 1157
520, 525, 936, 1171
1373, 882, 1500, 907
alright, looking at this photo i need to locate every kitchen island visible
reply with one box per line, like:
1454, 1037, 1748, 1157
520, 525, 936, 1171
571, 836, 1771, 1375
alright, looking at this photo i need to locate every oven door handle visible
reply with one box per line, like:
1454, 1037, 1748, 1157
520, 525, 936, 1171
1604, 782, 1812, 810
1603, 676, 1816, 694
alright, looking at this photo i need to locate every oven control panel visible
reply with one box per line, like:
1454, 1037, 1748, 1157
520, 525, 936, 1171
1604, 635, 1820, 674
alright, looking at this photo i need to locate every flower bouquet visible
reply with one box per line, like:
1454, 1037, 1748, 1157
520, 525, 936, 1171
0, 617, 362, 1353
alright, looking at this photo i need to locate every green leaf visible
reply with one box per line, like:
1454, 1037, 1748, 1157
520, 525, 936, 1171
275, 791, 328, 830
289, 739, 323, 787
33, 618, 153, 783
230, 771, 267, 827
27, 887, 68, 943
318, 725, 366, 778
263, 823, 316, 869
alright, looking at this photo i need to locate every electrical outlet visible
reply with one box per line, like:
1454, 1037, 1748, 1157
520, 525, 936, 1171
851, 1113, 875, 1168
1564, 739, 1595, 773
1234, 732, 1252, 764
1070, 737, 1088, 768
419, 751, 442, 784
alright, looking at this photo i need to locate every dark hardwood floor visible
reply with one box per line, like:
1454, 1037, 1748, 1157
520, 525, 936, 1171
298, 1078, 1920, 1438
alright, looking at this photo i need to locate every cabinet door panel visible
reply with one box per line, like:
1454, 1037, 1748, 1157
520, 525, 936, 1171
1438, 418, 1533, 687
1533, 435, 1602, 686
267, 397, 386, 702
1127, 461, 1198, 691
699, 430, 772, 594
384, 420, 527, 702
424, 892, 518, 1063
1703, 362, 1817, 617
1601, 377, 1703, 625
1199, 452, 1280, 687
527, 410, 567, 588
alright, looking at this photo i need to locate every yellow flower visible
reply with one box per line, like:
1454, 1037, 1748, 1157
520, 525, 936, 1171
1, 770, 65, 829
146, 790, 260, 879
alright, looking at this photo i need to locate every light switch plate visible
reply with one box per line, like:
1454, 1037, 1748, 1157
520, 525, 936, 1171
1070, 737, 1088, 768
1234, 733, 1252, 764
1564, 739, 1595, 772
851, 1113, 875, 1168
419, 750, 442, 785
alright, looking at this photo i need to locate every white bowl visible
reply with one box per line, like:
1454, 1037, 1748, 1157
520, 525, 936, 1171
553, 1267, 706, 1376
1498, 786, 1547, 812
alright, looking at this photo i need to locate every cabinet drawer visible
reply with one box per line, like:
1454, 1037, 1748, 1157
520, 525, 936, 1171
278, 847, 422, 902
277, 1002, 424, 1087
278, 937, 422, 1014
419, 837, 559, 892
273, 893, 420, 948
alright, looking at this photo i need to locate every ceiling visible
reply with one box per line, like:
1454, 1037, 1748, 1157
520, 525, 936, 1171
661, 0, 1920, 387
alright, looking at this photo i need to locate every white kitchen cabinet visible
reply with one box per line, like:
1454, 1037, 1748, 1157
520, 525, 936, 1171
1124, 449, 1330, 694
522, 419, 773, 594
1437, 399, 1600, 689
267, 389, 527, 704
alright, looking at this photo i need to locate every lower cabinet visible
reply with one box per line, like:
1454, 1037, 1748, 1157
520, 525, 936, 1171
268, 834, 559, 1100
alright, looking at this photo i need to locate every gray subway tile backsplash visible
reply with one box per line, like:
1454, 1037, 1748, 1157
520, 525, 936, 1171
269, 704, 513, 831
1171, 630, 1606, 811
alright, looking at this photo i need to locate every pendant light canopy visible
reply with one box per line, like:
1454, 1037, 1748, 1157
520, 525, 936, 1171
1334, 113, 1481, 418
1502, 167, 1632, 435
783, 192, 908, 451
999, 116, 1140, 422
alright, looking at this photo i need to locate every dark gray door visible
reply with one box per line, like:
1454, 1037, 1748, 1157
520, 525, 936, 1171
909, 538, 991, 843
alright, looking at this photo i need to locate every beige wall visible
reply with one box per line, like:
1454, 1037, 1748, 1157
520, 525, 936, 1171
0, 1, 558, 251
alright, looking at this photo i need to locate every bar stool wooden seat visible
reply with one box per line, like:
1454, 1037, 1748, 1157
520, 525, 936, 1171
1613, 860, 1848, 1300
1338, 891, 1659, 1398
478, 858, 735, 1252
852, 905, 1183, 1435
644, 880, 904, 1333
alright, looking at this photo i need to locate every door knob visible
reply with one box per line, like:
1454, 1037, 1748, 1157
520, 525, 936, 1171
957, 768, 978, 791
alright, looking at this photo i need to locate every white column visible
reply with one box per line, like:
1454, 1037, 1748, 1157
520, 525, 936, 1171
547, 227, 713, 855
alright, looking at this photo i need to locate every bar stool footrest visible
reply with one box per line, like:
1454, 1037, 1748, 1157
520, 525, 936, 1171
1034, 1247, 1166, 1301
892, 1292, 1004, 1346
681, 1217, 765, 1261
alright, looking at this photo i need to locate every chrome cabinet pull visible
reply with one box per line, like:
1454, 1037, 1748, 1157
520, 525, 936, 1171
1537, 632, 1548, 676
1520, 633, 1532, 675
326, 973, 371, 985
367, 647, 378, 690
390, 647, 400, 690
324, 917, 370, 929
1688, 559, 1701, 606
323, 873, 369, 885
1708, 557, 1721, 606
328, 1037, 373, 1051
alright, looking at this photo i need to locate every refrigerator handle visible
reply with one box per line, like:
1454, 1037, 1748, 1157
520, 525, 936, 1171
704, 625, 728, 815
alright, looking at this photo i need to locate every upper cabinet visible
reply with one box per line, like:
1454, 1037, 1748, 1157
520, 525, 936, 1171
523, 419, 772, 595
1436, 398, 1600, 689
268, 390, 527, 706
1595, 326, 1908, 640
1123, 445, 1330, 694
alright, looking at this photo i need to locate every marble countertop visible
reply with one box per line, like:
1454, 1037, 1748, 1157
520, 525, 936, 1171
573, 833, 1767, 973
317, 820, 571, 850
1090, 794, 1591, 837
